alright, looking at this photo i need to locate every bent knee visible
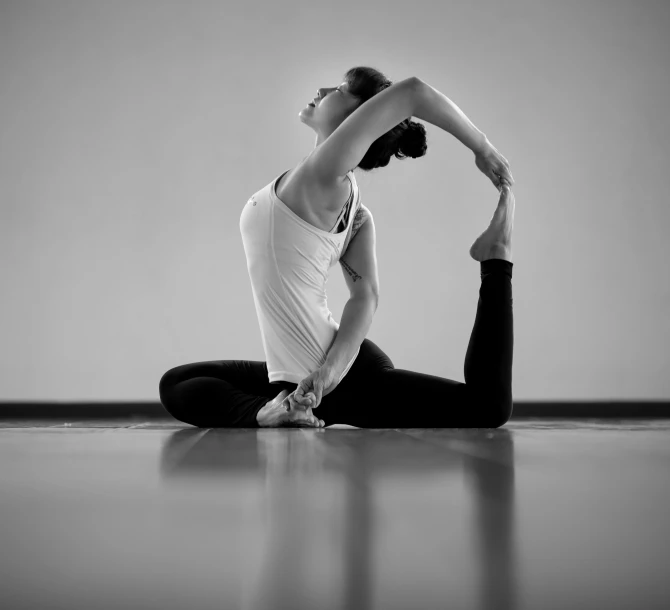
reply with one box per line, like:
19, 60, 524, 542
469, 387, 513, 428
158, 368, 184, 416
488, 397, 513, 428
159, 366, 184, 394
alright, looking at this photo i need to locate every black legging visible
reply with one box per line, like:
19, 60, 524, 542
159, 258, 513, 428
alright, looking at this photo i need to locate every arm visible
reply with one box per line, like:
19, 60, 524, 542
412, 78, 488, 153
324, 205, 379, 377
324, 295, 378, 378
285, 293, 377, 412
306, 76, 489, 185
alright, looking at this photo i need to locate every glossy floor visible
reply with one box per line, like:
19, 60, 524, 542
1, 419, 669, 610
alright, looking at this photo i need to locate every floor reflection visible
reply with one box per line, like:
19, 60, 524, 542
160, 428, 517, 610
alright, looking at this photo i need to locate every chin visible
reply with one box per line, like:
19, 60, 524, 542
298, 114, 316, 131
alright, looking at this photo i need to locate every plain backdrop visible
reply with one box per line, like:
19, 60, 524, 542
1, 0, 668, 402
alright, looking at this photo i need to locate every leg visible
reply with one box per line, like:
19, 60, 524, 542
318, 183, 516, 428
317, 260, 513, 428
462, 258, 514, 424
159, 359, 279, 427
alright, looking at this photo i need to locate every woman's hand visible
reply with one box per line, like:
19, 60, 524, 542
257, 389, 325, 428
474, 138, 515, 190
288, 365, 340, 411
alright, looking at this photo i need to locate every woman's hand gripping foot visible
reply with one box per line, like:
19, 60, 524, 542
256, 389, 325, 428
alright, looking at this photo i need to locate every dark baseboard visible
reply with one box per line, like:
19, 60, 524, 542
0, 401, 669, 420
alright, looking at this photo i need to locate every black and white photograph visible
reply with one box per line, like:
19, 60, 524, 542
1, 1, 669, 608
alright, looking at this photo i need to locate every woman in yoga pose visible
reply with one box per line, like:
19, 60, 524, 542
159, 66, 515, 429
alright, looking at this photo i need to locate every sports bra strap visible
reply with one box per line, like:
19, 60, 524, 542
330, 175, 355, 233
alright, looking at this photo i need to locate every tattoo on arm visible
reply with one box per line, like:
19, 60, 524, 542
342, 207, 367, 258
349, 207, 366, 241
340, 258, 362, 283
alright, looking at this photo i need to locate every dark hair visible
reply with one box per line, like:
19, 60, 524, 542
343, 66, 428, 172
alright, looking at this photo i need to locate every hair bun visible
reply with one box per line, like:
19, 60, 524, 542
399, 120, 428, 159
343, 65, 429, 170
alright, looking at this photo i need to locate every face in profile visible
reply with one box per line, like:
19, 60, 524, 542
298, 81, 360, 137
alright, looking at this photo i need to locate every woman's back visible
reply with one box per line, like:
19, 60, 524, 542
239, 167, 364, 385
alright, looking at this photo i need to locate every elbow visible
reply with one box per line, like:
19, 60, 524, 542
408, 76, 426, 91
406, 76, 426, 115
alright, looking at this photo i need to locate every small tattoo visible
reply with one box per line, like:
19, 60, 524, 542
340, 258, 362, 283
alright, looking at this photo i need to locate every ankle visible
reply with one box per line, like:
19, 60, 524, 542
256, 401, 271, 427
484, 244, 513, 263
256, 392, 289, 427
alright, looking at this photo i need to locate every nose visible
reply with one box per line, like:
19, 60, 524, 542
316, 87, 333, 100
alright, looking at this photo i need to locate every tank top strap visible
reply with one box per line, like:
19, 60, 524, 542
330, 174, 355, 233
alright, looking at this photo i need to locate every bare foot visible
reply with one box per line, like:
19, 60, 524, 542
469, 180, 515, 263
256, 389, 325, 428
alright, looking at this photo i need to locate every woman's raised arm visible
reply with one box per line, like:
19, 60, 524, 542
413, 78, 487, 153
413, 78, 514, 189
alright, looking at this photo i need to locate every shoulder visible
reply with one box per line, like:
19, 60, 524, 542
293, 156, 352, 213
349, 203, 372, 241
301, 152, 350, 189
353, 202, 372, 225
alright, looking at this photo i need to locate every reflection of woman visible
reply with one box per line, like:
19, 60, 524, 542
159, 66, 516, 429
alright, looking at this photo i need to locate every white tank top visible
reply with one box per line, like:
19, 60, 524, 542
239, 169, 365, 384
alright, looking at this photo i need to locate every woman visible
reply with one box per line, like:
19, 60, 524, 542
159, 66, 515, 429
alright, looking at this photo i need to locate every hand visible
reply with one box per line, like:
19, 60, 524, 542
257, 389, 325, 428
288, 365, 340, 411
474, 139, 515, 191
284, 394, 325, 428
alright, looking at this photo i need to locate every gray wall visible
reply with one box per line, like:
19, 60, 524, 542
2, 0, 668, 401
